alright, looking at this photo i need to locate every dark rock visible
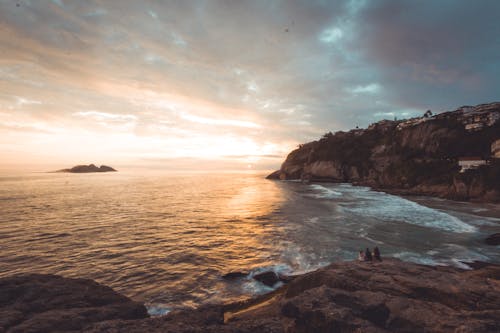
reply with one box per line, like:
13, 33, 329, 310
266, 170, 282, 180
461, 261, 500, 270
0, 274, 148, 332
277, 273, 296, 283
57, 164, 117, 173
253, 271, 280, 287
98, 165, 116, 172
485, 233, 500, 245
5, 259, 500, 332
278, 259, 500, 332
222, 272, 248, 280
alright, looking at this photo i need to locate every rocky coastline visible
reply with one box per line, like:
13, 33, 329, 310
267, 102, 500, 203
2, 259, 499, 332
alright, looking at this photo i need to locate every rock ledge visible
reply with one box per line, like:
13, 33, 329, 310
2, 260, 499, 332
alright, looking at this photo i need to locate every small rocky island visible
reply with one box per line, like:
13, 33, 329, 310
57, 164, 117, 173
268, 102, 500, 202
2, 259, 499, 332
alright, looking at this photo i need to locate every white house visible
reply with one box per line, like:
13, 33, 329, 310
458, 157, 488, 173
465, 123, 484, 131
492, 139, 500, 158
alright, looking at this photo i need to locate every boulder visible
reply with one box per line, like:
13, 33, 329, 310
253, 271, 280, 287
0, 274, 148, 332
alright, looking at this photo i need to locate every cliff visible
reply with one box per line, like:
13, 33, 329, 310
3, 259, 498, 332
268, 102, 500, 202
57, 164, 117, 173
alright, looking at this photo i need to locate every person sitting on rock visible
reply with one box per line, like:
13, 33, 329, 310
358, 250, 365, 261
364, 248, 372, 261
373, 246, 382, 261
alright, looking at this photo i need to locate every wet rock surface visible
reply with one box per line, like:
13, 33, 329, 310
253, 271, 280, 287
0, 274, 147, 332
83, 259, 500, 332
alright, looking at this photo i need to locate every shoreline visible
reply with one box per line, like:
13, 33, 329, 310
269, 175, 500, 203
3, 258, 499, 332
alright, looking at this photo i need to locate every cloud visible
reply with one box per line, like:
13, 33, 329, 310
178, 112, 261, 129
349, 83, 381, 94
73, 111, 137, 122
0, 121, 53, 134
320, 27, 343, 44
0, 0, 499, 167
15, 96, 43, 106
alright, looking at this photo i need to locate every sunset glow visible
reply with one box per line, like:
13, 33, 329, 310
1, 1, 499, 170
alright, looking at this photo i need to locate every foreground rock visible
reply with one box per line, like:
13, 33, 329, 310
0, 274, 147, 332
83, 259, 500, 332
253, 271, 280, 287
57, 164, 117, 173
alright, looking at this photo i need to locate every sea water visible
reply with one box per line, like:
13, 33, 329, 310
1, 170, 499, 314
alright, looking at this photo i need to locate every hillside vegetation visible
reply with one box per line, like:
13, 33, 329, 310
268, 102, 500, 202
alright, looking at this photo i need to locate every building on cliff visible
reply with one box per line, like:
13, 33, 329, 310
459, 102, 500, 131
458, 157, 488, 173
396, 116, 432, 130
367, 119, 398, 132
492, 139, 500, 158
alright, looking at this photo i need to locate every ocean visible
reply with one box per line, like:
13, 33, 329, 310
1, 170, 499, 315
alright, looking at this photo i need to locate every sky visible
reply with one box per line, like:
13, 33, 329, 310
1, 0, 499, 170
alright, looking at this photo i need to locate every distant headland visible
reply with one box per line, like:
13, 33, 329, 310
56, 164, 117, 173
268, 102, 500, 202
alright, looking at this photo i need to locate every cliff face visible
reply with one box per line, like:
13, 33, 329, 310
269, 102, 500, 202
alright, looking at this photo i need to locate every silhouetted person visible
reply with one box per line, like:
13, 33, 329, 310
365, 248, 372, 261
358, 250, 365, 261
373, 247, 382, 261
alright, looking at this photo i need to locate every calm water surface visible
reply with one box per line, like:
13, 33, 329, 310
1, 170, 499, 314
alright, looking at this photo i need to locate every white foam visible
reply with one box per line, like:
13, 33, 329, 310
390, 252, 443, 266
146, 304, 171, 316
360, 233, 385, 245
306, 217, 320, 224
308, 184, 342, 199
340, 191, 476, 233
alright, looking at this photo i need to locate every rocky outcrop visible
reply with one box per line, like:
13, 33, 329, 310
222, 270, 294, 286
0, 274, 147, 332
80, 259, 500, 332
57, 164, 117, 173
268, 102, 500, 202
253, 271, 280, 287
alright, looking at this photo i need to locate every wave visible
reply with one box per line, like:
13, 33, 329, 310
339, 190, 476, 233
146, 304, 171, 316
307, 184, 342, 199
